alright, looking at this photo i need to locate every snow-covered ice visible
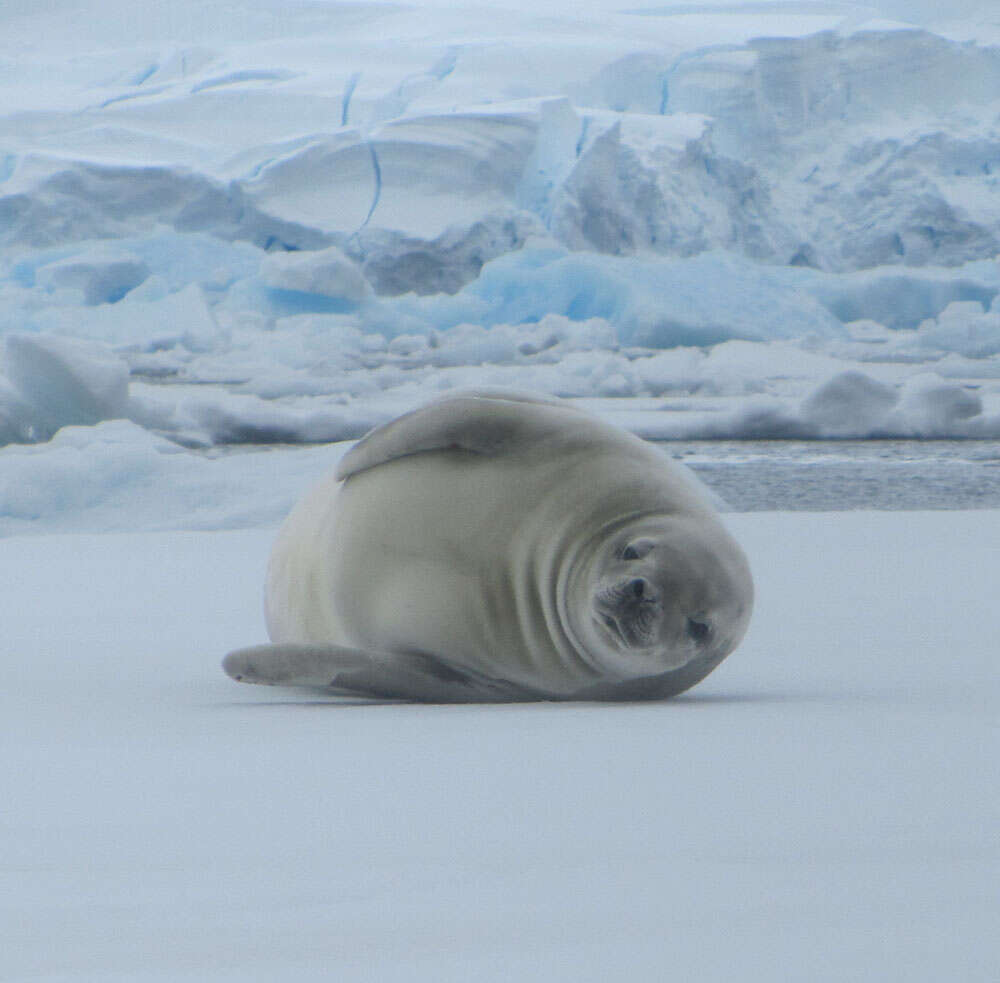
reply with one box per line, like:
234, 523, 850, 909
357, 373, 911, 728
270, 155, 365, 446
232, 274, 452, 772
3, 512, 998, 980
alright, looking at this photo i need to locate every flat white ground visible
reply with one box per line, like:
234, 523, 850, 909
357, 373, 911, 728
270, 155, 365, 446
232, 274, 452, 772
3, 511, 997, 981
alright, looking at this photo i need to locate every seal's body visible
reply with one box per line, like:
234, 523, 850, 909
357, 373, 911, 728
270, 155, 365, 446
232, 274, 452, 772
225, 392, 753, 701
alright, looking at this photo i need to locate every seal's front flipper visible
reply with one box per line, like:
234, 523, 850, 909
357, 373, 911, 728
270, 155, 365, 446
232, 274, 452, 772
222, 643, 544, 703
334, 390, 588, 481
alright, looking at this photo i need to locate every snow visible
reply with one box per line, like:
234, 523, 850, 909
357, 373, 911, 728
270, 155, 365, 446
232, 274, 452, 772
3, 511, 998, 980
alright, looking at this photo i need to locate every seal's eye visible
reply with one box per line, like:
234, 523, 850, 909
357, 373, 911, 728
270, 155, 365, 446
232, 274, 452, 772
620, 539, 655, 561
686, 618, 711, 642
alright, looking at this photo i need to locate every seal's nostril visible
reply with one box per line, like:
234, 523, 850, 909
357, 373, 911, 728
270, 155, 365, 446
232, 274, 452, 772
628, 578, 646, 599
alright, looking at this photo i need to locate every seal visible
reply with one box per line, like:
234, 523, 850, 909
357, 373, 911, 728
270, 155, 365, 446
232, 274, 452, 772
223, 391, 753, 701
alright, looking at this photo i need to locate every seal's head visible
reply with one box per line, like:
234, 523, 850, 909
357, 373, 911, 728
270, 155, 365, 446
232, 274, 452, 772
568, 514, 753, 680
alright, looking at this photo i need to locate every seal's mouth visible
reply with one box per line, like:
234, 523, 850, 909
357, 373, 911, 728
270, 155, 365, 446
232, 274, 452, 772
601, 613, 625, 644
595, 602, 656, 649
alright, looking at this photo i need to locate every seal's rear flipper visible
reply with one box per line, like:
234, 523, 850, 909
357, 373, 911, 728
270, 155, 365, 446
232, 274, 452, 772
222, 644, 544, 703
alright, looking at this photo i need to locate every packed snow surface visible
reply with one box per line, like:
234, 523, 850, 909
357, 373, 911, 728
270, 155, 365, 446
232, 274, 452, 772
4, 0, 1000, 504
3, 512, 998, 980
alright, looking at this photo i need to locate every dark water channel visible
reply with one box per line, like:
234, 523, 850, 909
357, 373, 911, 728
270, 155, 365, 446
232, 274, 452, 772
663, 440, 1000, 511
